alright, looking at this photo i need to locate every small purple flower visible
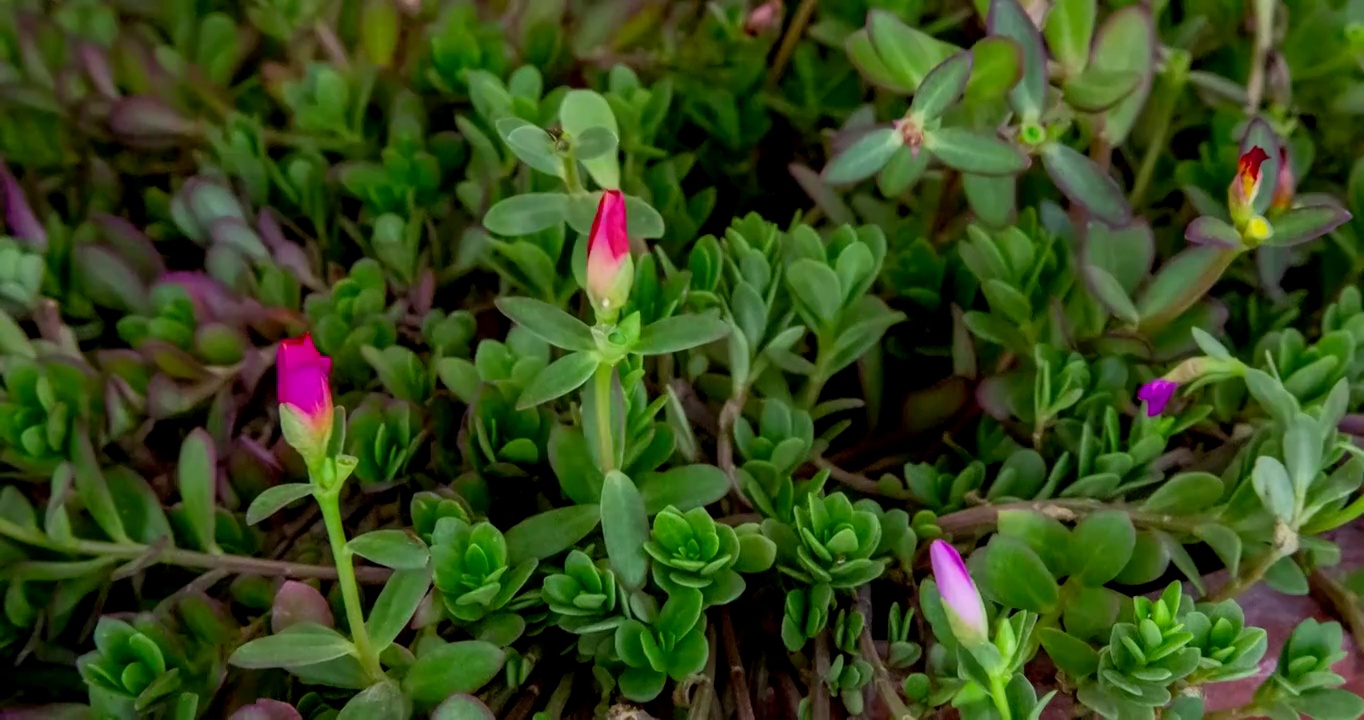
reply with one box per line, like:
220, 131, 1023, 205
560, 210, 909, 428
1137, 378, 1179, 417
929, 539, 988, 646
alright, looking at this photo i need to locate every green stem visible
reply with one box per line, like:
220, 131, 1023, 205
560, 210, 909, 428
800, 338, 829, 409
316, 490, 384, 681
1129, 67, 1187, 209
989, 675, 1013, 720
592, 362, 616, 473
0, 517, 390, 583
1208, 523, 1299, 602
768, 0, 819, 86
562, 154, 584, 194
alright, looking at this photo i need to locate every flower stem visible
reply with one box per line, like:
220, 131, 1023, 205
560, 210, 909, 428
316, 489, 384, 681
593, 362, 616, 473
989, 675, 1014, 720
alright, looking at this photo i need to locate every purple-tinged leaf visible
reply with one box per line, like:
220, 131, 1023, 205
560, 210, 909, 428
74, 245, 151, 315
1184, 216, 1242, 249
1264, 204, 1351, 247
77, 41, 118, 98
1136, 247, 1237, 332
1085, 219, 1154, 293
1040, 142, 1131, 224
1082, 265, 1140, 325
108, 96, 199, 149
925, 128, 1030, 176
0, 162, 45, 250
92, 214, 163, 282
911, 51, 974, 121
823, 127, 904, 186
965, 37, 1023, 103
1239, 117, 1283, 216
1044, 0, 1096, 77
229, 699, 303, 720
865, 10, 960, 92
790, 164, 853, 225
1091, 6, 1154, 145
987, 0, 1047, 120
272, 581, 335, 633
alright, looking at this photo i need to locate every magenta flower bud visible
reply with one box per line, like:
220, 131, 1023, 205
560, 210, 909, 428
1137, 378, 1179, 417
276, 334, 334, 464
585, 189, 634, 323
929, 539, 988, 647
744, 0, 783, 35
0, 162, 46, 251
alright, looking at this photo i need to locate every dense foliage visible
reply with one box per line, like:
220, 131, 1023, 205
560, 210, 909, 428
5, 0, 1364, 718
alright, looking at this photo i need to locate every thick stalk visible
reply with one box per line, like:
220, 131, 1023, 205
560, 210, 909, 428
317, 491, 384, 680
0, 517, 390, 583
989, 675, 1014, 720
592, 362, 616, 473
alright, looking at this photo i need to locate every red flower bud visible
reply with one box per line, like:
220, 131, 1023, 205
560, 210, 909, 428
585, 190, 634, 323
276, 334, 334, 463
1229, 146, 1269, 224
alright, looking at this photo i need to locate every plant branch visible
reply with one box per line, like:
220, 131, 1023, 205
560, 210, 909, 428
858, 621, 917, 719
718, 395, 754, 510
1309, 568, 1364, 653
768, 0, 819, 87
935, 499, 1201, 537
687, 625, 720, 720
812, 629, 832, 720
812, 454, 910, 499
1244, 0, 1274, 113
721, 609, 757, 720
0, 517, 391, 583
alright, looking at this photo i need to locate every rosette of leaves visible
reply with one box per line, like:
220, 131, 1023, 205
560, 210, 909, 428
346, 395, 425, 488
305, 259, 398, 384
542, 549, 621, 636
781, 583, 833, 652
1079, 583, 1200, 716
77, 617, 181, 712
782, 224, 905, 402
734, 399, 813, 484
823, 609, 873, 716
116, 282, 247, 368
613, 587, 708, 703
339, 91, 442, 220
1248, 286, 1364, 408
0, 236, 43, 314
643, 506, 767, 607
281, 63, 356, 140
1050, 404, 1180, 501
1183, 599, 1268, 684
764, 491, 886, 589
886, 601, 924, 669
430, 517, 536, 623
0, 357, 98, 474
423, 308, 477, 359
423, 3, 511, 96
411, 491, 470, 544
439, 329, 552, 476
900, 459, 987, 512
1253, 618, 1364, 719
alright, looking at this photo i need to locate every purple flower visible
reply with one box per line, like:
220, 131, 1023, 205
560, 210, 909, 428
1137, 378, 1179, 417
929, 539, 988, 646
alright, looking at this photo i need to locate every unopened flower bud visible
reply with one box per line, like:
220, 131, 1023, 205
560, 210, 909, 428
1271, 146, 1295, 211
1228, 146, 1269, 227
744, 0, 783, 35
929, 540, 988, 648
276, 334, 334, 466
585, 189, 633, 324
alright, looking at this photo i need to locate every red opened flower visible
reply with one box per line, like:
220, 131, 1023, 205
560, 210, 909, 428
276, 334, 334, 465
585, 189, 634, 324
1228, 146, 1269, 226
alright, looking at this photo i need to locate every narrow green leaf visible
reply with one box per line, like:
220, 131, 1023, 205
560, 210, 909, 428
1082, 265, 1139, 325
634, 312, 731, 355
638, 465, 731, 514
865, 10, 959, 91
965, 37, 1023, 103
1062, 68, 1139, 112
925, 128, 1029, 176
1044, 0, 1096, 76
367, 568, 432, 651
910, 51, 974, 120
72, 432, 129, 543
348, 529, 429, 570
601, 470, 650, 591
503, 504, 602, 565
823, 128, 903, 186
515, 352, 599, 409
246, 483, 314, 525
402, 641, 506, 704
1264, 205, 1351, 248
1092, 6, 1154, 145
483, 193, 569, 237
987, 0, 1047, 119
229, 623, 354, 669
495, 296, 596, 353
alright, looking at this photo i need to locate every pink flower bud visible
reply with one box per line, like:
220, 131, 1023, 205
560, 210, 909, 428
228, 699, 303, 720
276, 334, 334, 463
929, 540, 988, 647
585, 189, 633, 323
1137, 378, 1179, 417
744, 0, 783, 35
1228, 146, 1269, 225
